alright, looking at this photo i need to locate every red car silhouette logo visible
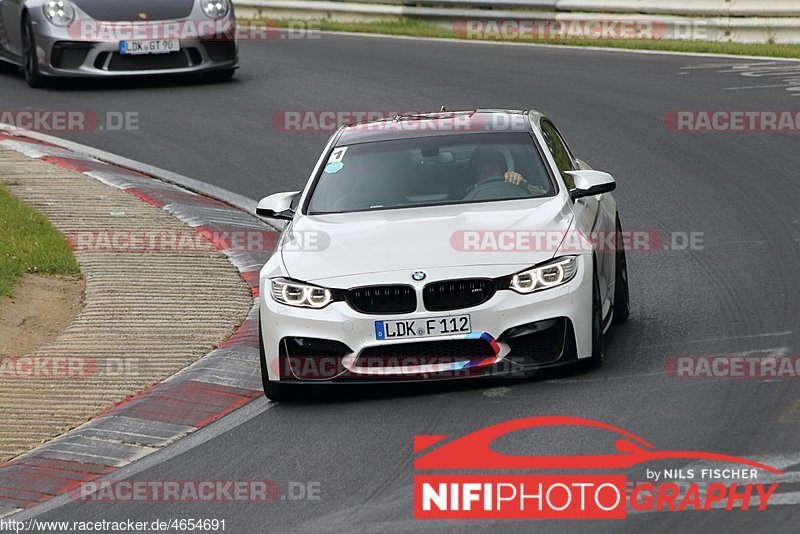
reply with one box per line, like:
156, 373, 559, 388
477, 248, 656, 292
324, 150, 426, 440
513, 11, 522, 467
414, 416, 782, 473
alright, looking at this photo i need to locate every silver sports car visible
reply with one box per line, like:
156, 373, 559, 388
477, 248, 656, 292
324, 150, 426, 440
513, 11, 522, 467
0, 0, 238, 87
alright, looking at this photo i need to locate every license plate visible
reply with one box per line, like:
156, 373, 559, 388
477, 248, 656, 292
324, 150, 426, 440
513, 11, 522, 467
375, 315, 471, 340
119, 39, 180, 55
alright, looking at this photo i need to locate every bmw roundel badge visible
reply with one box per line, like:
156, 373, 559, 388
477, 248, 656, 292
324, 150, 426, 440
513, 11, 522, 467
412, 271, 427, 281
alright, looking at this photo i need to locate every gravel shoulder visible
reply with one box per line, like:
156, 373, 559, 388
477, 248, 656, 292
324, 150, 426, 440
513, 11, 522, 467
0, 147, 253, 462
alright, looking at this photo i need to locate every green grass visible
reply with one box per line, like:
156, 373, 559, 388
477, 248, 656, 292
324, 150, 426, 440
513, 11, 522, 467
240, 18, 800, 59
0, 185, 80, 298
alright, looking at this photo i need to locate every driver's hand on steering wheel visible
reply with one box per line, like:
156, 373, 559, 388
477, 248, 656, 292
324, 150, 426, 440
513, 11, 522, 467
504, 171, 547, 196
525, 184, 547, 196
503, 171, 525, 186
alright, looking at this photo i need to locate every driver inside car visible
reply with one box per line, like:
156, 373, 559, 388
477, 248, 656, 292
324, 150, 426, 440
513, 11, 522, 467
464, 147, 547, 200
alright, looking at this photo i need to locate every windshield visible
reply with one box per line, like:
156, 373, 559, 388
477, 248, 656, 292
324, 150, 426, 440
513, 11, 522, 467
306, 133, 554, 214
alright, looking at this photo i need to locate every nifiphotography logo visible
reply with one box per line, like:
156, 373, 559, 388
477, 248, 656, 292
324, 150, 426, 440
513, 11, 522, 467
413, 416, 782, 520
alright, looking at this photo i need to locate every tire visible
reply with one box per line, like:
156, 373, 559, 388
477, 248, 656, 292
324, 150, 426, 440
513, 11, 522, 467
205, 68, 235, 82
21, 13, 46, 88
259, 313, 304, 401
586, 259, 605, 369
612, 215, 630, 324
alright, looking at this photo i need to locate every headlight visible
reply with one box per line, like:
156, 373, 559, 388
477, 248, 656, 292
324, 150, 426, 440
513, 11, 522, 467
270, 278, 335, 309
201, 0, 230, 19
509, 256, 578, 294
43, 0, 75, 27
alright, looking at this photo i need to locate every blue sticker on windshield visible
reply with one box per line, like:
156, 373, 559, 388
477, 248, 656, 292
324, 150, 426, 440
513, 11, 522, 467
324, 161, 344, 173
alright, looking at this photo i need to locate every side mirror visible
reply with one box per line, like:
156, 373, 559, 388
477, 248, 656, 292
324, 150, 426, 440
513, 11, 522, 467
565, 170, 616, 200
256, 191, 300, 221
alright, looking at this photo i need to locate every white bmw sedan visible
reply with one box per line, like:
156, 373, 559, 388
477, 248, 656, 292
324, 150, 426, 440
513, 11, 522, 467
256, 110, 629, 400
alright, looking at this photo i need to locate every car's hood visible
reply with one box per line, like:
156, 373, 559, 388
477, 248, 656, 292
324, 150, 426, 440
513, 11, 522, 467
282, 197, 574, 284
73, 0, 196, 22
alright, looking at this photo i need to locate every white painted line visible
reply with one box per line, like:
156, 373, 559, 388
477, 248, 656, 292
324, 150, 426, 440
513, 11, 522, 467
724, 84, 800, 90
679, 62, 776, 70
549, 348, 791, 384
316, 29, 800, 63
482, 387, 512, 398
633, 331, 793, 349
628, 453, 800, 512
546, 370, 667, 384
760, 491, 800, 506
682, 452, 800, 478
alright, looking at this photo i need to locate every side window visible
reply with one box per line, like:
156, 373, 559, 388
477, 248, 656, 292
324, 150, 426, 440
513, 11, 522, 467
540, 120, 576, 190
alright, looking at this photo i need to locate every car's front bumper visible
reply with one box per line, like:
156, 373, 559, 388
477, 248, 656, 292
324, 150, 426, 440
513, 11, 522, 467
259, 256, 593, 384
31, 18, 238, 78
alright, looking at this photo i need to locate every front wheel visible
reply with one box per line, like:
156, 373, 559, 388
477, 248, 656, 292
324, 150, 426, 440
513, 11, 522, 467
613, 215, 630, 324
22, 14, 46, 88
585, 260, 605, 369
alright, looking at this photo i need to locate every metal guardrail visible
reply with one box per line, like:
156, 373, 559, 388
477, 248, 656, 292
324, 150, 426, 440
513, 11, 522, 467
362, 0, 558, 7
238, 0, 800, 15
235, 0, 800, 43
558, 1, 800, 17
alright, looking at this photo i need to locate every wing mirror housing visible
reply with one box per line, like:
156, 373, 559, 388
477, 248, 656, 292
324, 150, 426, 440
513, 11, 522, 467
566, 170, 616, 200
256, 191, 300, 221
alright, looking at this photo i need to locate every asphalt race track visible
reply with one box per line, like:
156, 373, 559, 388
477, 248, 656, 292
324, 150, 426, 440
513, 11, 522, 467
3, 33, 800, 532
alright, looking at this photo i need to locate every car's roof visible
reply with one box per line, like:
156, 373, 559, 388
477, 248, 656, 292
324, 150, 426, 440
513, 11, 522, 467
335, 109, 542, 146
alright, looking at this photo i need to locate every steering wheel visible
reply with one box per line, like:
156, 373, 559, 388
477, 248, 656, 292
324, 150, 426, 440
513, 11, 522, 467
464, 176, 527, 201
